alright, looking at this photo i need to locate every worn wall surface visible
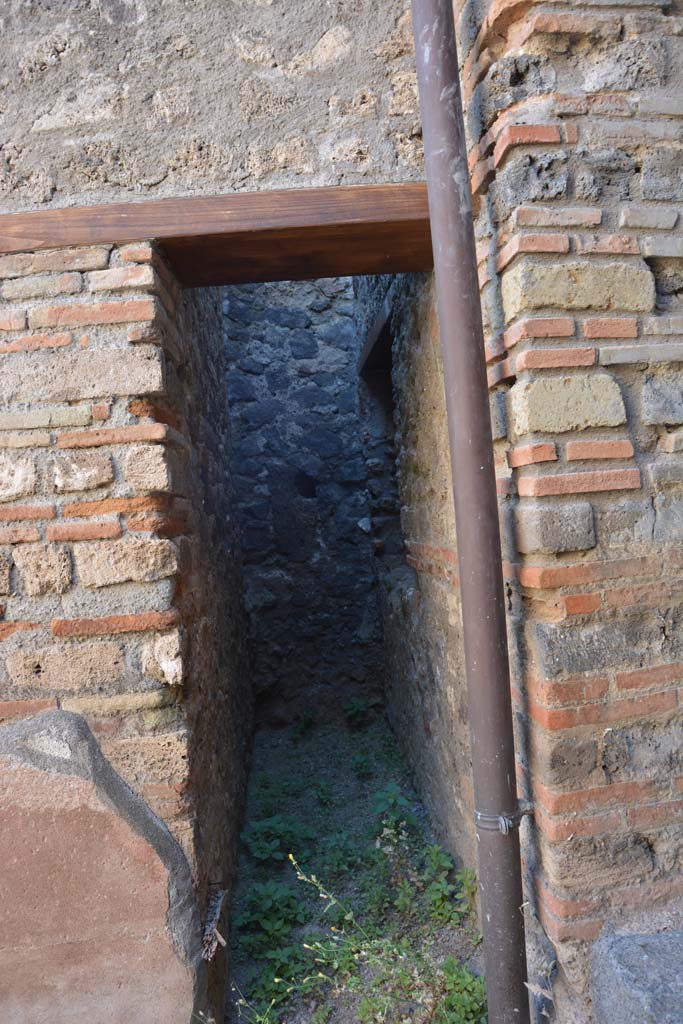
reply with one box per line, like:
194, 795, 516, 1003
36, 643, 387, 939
0, 242, 250, 1022
0, 1, 419, 214
224, 279, 384, 723
357, 0, 683, 1022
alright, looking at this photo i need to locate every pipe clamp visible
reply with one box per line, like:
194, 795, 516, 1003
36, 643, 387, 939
475, 800, 534, 835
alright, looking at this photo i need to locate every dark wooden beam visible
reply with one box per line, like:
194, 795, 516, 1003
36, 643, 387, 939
0, 184, 433, 287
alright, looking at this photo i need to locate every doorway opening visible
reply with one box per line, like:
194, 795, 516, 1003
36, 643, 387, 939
221, 273, 483, 1023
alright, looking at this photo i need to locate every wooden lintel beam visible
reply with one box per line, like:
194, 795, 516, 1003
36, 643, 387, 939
0, 183, 433, 287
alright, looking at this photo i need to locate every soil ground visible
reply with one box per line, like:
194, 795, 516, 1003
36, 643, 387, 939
224, 708, 485, 1024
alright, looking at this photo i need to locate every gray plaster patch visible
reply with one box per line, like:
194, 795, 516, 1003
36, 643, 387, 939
592, 932, 683, 1024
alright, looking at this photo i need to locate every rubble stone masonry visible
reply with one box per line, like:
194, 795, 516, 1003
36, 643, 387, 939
0, 242, 250, 1022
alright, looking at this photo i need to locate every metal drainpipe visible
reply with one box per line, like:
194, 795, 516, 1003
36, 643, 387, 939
410, 2, 531, 1022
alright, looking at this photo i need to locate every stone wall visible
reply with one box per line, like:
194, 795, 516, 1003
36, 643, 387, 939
0, 242, 250, 1022
223, 279, 384, 723
0, 1, 419, 214
356, 1, 683, 1021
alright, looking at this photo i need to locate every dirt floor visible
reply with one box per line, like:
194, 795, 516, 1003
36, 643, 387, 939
224, 706, 485, 1024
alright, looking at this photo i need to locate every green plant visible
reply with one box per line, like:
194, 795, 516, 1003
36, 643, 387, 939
242, 814, 314, 863
313, 779, 333, 807
234, 881, 307, 955
372, 782, 418, 829
352, 751, 373, 779
343, 697, 370, 728
436, 958, 487, 1024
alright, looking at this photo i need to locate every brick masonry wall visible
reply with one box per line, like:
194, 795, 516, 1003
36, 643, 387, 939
365, 1, 683, 1021
0, 242, 250, 1021
223, 279, 384, 723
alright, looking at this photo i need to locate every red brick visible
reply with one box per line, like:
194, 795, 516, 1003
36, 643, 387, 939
534, 803, 623, 842
508, 442, 557, 468
516, 347, 595, 370
51, 608, 181, 638
529, 673, 608, 705
517, 555, 652, 590
487, 358, 514, 387
28, 297, 155, 330
0, 697, 58, 721
626, 799, 683, 828
0, 309, 27, 332
518, 468, 640, 497
536, 895, 604, 943
126, 514, 188, 537
576, 234, 640, 256
515, 207, 602, 228
615, 662, 683, 692
535, 879, 600, 919
0, 331, 72, 355
62, 495, 171, 519
56, 423, 168, 449
47, 519, 123, 542
583, 317, 638, 339
91, 402, 111, 421
0, 526, 41, 544
604, 581, 682, 611
0, 622, 40, 641
566, 439, 634, 461
503, 316, 574, 349
535, 777, 661, 816
88, 265, 154, 292
564, 592, 602, 615
0, 505, 56, 523
529, 689, 677, 730
470, 156, 494, 196
118, 243, 154, 264
493, 124, 562, 167
496, 232, 570, 271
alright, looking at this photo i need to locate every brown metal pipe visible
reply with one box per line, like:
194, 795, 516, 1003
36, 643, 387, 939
410, 2, 530, 1022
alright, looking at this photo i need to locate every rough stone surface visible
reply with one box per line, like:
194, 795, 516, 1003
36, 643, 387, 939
52, 450, 115, 492
502, 260, 655, 321
74, 538, 178, 588
142, 630, 183, 688
0, 2, 418, 215
515, 501, 595, 555
123, 444, 173, 493
509, 375, 626, 436
0, 452, 36, 503
0, 710, 204, 1023
5, 642, 125, 693
643, 375, 683, 426
0, 347, 164, 405
13, 543, 72, 596
0, 554, 10, 595
224, 279, 383, 723
592, 933, 683, 1024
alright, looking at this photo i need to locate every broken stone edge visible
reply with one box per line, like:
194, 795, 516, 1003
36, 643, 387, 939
0, 709, 206, 1005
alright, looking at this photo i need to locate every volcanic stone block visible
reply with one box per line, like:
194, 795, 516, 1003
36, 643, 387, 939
74, 538, 178, 588
52, 450, 115, 492
592, 932, 683, 1024
5, 642, 126, 693
502, 259, 655, 321
509, 375, 626, 436
0, 452, 36, 503
515, 501, 595, 554
13, 543, 72, 596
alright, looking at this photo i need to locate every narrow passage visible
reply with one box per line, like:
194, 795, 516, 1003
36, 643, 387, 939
222, 277, 485, 1024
